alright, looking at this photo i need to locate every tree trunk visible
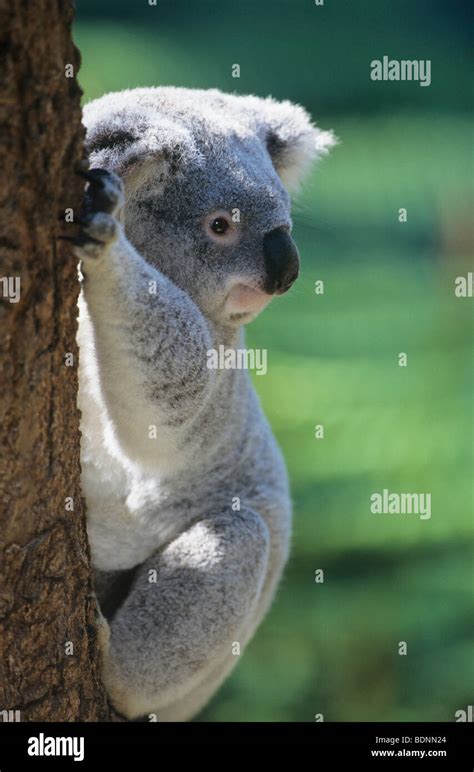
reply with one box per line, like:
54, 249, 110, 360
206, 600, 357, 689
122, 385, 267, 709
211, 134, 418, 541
0, 0, 110, 721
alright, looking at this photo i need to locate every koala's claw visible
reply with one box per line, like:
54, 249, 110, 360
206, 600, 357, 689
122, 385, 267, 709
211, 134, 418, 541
73, 168, 125, 259
78, 168, 125, 216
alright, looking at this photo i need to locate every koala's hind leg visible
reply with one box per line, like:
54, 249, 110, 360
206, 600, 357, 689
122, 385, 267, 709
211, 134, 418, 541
99, 508, 270, 720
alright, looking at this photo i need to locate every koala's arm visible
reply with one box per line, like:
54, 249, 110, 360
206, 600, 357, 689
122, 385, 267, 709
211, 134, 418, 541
100, 507, 270, 721
76, 170, 215, 465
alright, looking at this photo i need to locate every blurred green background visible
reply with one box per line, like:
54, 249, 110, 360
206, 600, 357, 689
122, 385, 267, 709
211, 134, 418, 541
74, 0, 473, 721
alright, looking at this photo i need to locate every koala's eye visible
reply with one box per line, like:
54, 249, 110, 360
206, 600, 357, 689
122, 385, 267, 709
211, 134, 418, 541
203, 211, 239, 245
211, 217, 229, 235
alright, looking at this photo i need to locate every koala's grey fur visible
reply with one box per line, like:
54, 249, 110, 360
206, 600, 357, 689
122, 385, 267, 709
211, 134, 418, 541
76, 87, 334, 721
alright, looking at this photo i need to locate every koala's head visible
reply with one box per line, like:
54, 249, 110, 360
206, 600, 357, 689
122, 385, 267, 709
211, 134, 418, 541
84, 87, 335, 327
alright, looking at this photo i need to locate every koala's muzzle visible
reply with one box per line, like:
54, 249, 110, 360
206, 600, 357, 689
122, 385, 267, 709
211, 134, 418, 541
262, 227, 300, 294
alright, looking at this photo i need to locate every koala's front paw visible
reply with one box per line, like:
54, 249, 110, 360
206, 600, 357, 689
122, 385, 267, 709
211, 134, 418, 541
73, 168, 125, 260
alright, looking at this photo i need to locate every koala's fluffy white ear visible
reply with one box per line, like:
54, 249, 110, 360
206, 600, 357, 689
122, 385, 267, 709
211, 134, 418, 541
83, 96, 193, 179
258, 98, 336, 191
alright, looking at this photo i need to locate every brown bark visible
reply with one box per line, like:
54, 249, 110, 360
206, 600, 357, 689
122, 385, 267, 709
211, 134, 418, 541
0, 0, 111, 720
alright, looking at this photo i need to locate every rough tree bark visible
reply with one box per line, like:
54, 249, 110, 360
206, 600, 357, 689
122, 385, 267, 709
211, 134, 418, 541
0, 0, 111, 720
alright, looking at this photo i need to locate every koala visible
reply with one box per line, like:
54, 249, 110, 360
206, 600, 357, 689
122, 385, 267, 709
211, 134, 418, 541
75, 87, 335, 721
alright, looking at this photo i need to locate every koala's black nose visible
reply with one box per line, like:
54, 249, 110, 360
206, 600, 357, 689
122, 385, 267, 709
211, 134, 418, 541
262, 227, 300, 294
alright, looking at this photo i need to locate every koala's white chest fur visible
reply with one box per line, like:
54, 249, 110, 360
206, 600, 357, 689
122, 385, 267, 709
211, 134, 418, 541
80, 409, 196, 572
78, 293, 192, 571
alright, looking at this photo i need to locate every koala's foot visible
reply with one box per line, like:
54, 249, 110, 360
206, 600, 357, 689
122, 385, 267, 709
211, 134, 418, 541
97, 606, 111, 655
94, 595, 111, 657
73, 168, 125, 259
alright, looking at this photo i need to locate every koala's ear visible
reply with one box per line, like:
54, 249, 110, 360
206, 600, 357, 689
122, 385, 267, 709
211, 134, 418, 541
83, 99, 192, 180
257, 98, 336, 191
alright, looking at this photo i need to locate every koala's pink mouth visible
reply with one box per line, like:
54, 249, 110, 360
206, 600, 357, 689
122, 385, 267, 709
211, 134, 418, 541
225, 283, 273, 317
